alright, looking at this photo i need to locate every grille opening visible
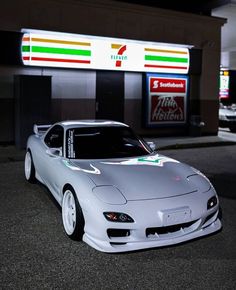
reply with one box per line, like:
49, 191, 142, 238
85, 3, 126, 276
204, 210, 217, 225
107, 229, 130, 238
146, 220, 196, 237
110, 242, 127, 246
226, 116, 236, 120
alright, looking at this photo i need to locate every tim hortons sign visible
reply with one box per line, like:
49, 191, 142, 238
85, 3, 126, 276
146, 74, 188, 126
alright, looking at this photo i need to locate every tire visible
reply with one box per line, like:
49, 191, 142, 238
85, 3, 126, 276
24, 150, 36, 183
62, 187, 85, 240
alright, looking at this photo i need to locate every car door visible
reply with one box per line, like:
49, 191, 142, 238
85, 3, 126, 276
40, 125, 64, 199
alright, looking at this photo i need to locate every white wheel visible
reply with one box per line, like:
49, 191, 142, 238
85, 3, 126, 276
62, 187, 84, 240
62, 189, 77, 235
24, 150, 36, 183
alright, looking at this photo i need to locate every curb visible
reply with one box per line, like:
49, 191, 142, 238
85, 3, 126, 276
158, 140, 236, 150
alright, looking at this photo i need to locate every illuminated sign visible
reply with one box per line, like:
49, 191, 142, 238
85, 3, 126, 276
219, 70, 229, 99
111, 43, 127, 67
150, 78, 186, 93
145, 73, 188, 126
21, 29, 190, 74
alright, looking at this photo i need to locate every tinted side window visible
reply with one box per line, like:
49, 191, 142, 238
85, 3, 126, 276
44, 125, 64, 148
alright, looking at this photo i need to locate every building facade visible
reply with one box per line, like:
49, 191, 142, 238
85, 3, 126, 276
0, 0, 226, 144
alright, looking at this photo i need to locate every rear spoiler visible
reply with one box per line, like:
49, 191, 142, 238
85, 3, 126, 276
33, 124, 51, 136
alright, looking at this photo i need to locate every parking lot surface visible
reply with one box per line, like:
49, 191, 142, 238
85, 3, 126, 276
0, 145, 236, 289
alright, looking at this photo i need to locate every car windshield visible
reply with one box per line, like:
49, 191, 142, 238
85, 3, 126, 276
66, 126, 151, 159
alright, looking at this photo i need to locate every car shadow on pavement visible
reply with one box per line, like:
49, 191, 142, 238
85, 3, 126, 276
209, 174, 236, 200
35, 181, 62, 212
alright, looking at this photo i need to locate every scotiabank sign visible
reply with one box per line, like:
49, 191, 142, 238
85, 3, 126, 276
150, 78, 186, 93
146, 74, 188, 126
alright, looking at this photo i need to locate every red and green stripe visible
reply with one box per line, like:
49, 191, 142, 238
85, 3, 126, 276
22, 56, 90, 64
145, 55, 188, 63
22, 35, 91, 65
144, 47, 189, 70
22, 45, 91, 56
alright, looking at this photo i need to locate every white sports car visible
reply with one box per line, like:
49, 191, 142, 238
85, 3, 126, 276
25, 120, 221, 253
219, 102, 236, 132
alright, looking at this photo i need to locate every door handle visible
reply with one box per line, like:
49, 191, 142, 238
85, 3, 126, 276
95, 101, 99, 112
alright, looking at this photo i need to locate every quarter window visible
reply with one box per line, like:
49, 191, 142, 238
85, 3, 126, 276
44, 125, 64, 148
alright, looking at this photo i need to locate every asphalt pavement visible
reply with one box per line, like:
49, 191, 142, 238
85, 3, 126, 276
1, 127, 236, 289
145, 128, 236, 150
0, 144, 236, 289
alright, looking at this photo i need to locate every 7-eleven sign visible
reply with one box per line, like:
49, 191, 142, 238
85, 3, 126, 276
111, 44, 127, 67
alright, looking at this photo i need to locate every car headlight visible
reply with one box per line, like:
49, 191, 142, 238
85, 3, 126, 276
103, 212, 134, 223
187, 173, 212, 193
207, 196, 218, 210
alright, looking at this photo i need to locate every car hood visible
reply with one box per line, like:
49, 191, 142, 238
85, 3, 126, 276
219, 108, 236, 116
66, 153, 203, 200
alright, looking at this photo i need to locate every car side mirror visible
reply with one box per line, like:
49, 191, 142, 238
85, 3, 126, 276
147, 141, 156, 151
46, 147, 62, 157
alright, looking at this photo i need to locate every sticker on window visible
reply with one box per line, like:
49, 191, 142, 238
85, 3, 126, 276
67, 130, 75, 158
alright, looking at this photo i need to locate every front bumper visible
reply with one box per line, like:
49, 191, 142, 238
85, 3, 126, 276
82, 189, 222, 253
83, 218, 221, 253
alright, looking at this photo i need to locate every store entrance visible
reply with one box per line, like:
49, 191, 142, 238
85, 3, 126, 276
14, 75, 51, 148
96, 71, 124, 122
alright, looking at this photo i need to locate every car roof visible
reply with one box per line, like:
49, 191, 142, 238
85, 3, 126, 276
59, 120, 129, 129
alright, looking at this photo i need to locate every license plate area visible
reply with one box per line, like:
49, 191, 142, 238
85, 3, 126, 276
160, 207, 191, 226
